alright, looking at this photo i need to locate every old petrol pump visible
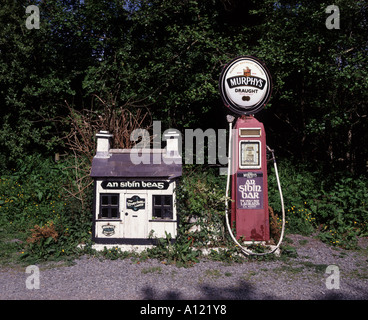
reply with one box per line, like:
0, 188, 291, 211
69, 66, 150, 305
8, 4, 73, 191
232, 116, 269, 241
219, 56, 285, 255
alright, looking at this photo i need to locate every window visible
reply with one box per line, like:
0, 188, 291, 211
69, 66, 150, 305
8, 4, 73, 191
99, 194, 119, 219
152, 195, 173, 220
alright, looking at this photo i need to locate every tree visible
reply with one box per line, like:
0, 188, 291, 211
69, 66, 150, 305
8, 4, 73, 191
0, 0, 90, 169
1, 0, 367, 175
249, 0, 368, 174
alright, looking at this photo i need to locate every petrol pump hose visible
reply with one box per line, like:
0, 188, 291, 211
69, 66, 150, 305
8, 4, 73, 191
225, 115, 285, 256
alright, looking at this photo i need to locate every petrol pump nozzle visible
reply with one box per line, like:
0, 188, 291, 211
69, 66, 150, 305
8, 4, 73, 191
226, 115, 235, 123
266, 145, 276, 163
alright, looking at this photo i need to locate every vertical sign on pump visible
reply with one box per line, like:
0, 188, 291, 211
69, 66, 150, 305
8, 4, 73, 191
219, 56, 273, 241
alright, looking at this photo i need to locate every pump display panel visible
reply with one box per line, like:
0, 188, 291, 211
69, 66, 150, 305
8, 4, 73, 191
239, 140, 261, 169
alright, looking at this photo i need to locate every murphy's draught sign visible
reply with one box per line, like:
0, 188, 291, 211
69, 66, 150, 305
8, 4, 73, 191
219, 56, 272, 115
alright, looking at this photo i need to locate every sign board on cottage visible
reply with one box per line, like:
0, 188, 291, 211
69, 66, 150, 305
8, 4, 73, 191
126, 195, 146, 211
101, 180, 169, 190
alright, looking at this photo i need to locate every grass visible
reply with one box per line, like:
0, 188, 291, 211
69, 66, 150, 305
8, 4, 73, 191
300, 261, 329, 273
0, 223, 28, 266
241, 270, 257, 281
204, 269, 222, 279
198, 268, 224, 283
141, 266, 162, 274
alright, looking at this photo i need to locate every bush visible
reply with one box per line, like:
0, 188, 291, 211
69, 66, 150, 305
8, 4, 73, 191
0, 154, 92, 263
176, 165, 228, 247
1, 154, 366, 264
268, 159, 368, 248
268, 159, 319, 235
146, 231, 201, 267
312, 176, 368, 248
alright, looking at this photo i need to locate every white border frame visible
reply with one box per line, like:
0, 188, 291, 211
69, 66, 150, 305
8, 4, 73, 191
239, 127, 262, 137
239, 140, 261, 169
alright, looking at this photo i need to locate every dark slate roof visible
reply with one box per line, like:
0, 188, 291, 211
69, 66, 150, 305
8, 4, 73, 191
90, 150, 182, 179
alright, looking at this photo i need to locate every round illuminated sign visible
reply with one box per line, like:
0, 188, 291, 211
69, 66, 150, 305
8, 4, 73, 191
219, 56, 272, 115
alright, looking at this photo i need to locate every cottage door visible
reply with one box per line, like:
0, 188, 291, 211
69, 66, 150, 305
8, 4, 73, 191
122, 191, 148, 238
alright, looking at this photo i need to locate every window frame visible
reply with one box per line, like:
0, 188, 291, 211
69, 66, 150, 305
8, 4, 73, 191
99, 193, 120, 219
152, 194, 173, 220
239, 140, 261, 169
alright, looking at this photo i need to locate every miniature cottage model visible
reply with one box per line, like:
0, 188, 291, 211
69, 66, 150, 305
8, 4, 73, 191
90, 130, 182, 249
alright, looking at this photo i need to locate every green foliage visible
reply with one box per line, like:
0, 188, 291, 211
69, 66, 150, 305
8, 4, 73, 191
144, 166, 247, 266
268, 159, 368, 248
312, 177, 368, 249
0, 155, 67, 227
1, 0, 367, 173
0, 155, 92, 263
0, 0, 87, 169
146, 231, 201, 267
0, 223, 27, 265
253, 0, 368, 174
99, 247, 135, 261
268, 160, 319, 235
1, 0, 368, 263
207, 247, 243, 264
176, 165, 228, 247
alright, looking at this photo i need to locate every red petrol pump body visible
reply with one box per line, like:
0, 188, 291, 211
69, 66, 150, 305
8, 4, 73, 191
231, 115, 269, 241
219, 56, 273, 243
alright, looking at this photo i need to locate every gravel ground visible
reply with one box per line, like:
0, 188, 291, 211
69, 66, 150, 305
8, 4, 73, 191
1, 234, 368, 300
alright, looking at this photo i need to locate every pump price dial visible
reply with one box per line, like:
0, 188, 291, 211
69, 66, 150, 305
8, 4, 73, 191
219, 56, 272, 115
239, 141, 261, 169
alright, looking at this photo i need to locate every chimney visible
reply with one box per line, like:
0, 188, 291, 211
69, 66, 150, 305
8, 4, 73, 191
163, 130, 181, 159
95, 130, 113, 158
